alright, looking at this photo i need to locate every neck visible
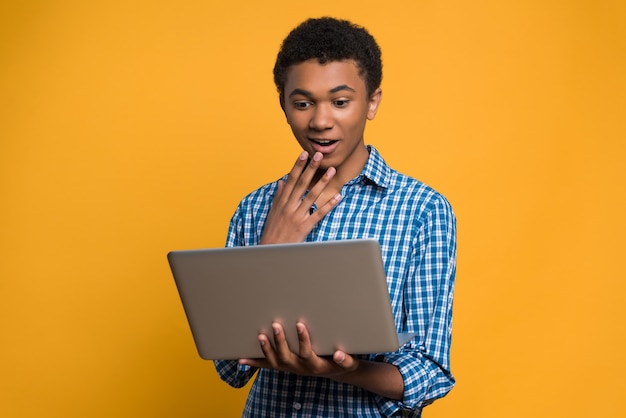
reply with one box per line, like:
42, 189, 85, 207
310, 146, 370, 195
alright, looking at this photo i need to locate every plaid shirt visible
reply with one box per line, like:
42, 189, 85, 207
214, 146, 456, 417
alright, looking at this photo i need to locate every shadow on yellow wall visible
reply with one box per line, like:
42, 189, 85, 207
1, 1, 625, 417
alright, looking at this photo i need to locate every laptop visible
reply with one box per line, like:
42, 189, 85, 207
167, 239, 415, 360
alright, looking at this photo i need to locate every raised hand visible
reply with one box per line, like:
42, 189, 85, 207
259, 151, 341, 244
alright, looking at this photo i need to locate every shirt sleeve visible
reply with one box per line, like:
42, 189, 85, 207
213, 360, 257, 388
212, 202, 260, 388
375, 195, 457, 416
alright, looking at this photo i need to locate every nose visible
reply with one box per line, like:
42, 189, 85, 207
309, 103, 333, 130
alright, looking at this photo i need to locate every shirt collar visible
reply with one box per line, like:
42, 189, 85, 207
355, 145, 391, 189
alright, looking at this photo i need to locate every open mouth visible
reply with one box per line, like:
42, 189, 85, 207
310, 138, 338, 146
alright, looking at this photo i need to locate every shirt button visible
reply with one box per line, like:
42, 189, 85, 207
292, 402, 302, 410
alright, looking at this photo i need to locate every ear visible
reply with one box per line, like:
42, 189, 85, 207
367, 88, 382, 120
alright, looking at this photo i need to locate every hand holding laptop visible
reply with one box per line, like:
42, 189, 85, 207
239, 322, 359, 377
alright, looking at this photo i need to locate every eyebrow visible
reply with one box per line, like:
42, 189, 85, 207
288, 84, 356, 98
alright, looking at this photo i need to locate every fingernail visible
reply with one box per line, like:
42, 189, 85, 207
273, 324, 280, 335
299, 151, 308, 160
313, 152, 322, 162
336, 352, 345, 363
296, 323, 304, 334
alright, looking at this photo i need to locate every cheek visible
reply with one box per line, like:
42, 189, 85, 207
286, 112, 308, 131
287, 119, 306, 140
342, 114, 367, 134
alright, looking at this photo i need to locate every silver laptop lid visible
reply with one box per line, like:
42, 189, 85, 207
168, 239, 409, 360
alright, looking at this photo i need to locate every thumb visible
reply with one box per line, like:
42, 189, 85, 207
333, 350, 359, 371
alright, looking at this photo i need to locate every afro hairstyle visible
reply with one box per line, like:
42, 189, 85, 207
273, 17, 382, 102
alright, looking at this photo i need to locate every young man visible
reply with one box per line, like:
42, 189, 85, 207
214, 17, 456, 417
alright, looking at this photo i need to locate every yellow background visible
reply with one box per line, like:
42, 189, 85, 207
1, 0, 625, 417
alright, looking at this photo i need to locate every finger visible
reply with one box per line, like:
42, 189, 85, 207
280, 151, 310, 201
239, 357, 270, 369
257, 333, 278, 366
302, 165, 337, 207
311, 192, 341, 221
267, 179, 286, 213
274, 179, 285, 200
296, 322, 314, 360
288, 152, 324, 203
333, 350, 359, 371
302, 151, 324, 178
271, 322, 294, 361
238, 334, 274, 369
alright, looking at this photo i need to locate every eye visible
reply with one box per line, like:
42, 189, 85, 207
334, 99, 350, 108
293, 101, 312, 110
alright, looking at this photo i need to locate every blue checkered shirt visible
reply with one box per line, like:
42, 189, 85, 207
214, 146, 456, 417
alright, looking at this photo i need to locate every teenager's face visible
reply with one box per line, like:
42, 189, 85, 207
283, 59, 382, 179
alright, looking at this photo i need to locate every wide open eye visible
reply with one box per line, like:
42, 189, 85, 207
293, 101, 313, 110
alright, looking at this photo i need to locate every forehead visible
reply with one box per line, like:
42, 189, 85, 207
284, 59, 366, 95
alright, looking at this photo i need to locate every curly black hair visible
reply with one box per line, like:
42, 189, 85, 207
273, 17, 382, 101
